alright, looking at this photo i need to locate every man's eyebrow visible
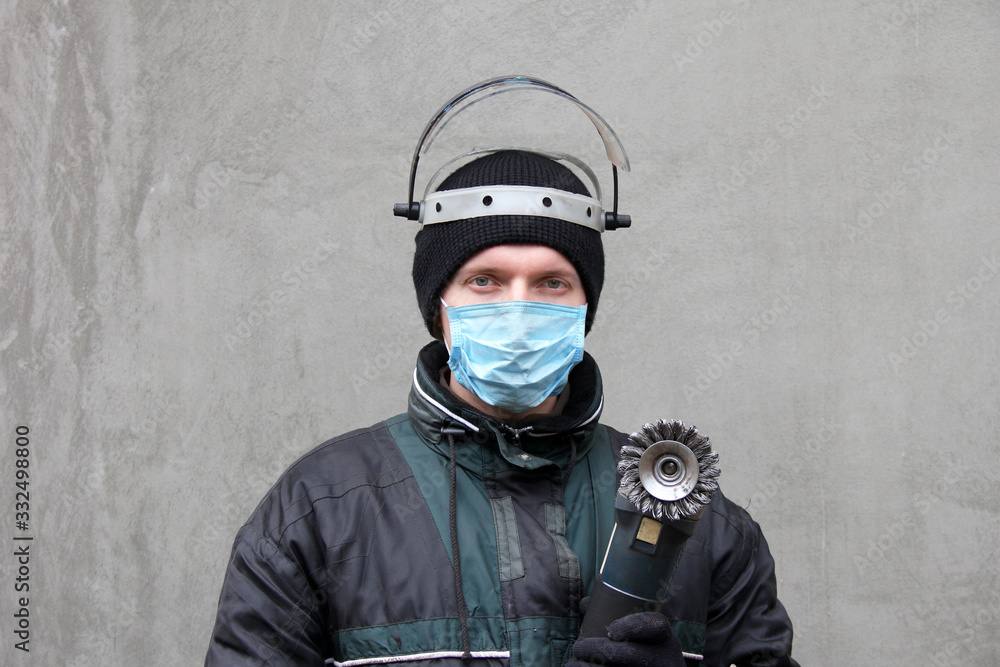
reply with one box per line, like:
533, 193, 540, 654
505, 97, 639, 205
453, 263, 499, 276
456, 263, 577, 278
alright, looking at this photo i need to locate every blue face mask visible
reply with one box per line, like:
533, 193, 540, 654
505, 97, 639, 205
443, 300, 587, 414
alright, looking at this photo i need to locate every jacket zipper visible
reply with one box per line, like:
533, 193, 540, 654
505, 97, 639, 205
500, 424, 534, 448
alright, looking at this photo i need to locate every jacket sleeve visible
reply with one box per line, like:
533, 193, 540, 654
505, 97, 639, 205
704, 498, 799, 667
205, 523, 328, 666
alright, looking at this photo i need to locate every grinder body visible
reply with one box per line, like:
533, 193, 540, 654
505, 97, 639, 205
578, 495, 702, 637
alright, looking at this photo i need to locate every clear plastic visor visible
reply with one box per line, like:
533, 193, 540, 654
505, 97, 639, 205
404, 75, 631, 205
417, 75, 630, 171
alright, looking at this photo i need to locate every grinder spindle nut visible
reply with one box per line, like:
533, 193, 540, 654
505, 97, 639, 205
638, 440, 699, 501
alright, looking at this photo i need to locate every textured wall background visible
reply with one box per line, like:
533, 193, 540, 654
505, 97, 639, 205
2, 1, 998, 664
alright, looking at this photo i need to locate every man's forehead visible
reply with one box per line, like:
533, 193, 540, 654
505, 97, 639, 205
455, 244, 579, 273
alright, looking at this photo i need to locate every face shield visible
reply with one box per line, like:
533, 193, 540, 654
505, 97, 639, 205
393, 75, 632, 232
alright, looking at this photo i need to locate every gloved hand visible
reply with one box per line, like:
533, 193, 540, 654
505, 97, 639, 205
568, 610, 685, 667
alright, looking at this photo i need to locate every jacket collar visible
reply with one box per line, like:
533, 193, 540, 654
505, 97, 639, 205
407, 341, 605, 470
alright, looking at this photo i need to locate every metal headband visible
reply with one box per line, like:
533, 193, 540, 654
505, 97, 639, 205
423, 186, 605, 232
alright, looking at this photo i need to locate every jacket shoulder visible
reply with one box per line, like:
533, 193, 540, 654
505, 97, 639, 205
245, 418, 411, 543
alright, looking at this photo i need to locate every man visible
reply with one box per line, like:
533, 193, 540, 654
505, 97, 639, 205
206, 112, 798, 666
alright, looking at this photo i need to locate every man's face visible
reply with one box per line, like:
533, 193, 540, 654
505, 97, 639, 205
438, 243, 585, 343
437, 243, 586, 419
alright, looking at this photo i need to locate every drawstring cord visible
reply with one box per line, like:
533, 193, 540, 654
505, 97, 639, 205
445, 428, 473, 660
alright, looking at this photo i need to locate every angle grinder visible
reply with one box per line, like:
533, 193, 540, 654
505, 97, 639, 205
579, 419, 721, 637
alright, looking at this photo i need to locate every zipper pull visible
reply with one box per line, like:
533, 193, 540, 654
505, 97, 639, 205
500, 424, 533, 451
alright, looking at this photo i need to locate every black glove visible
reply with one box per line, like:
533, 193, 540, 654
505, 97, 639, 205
568, 611, 685, 667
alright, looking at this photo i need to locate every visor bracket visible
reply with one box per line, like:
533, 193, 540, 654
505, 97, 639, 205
605, 213, 631, 230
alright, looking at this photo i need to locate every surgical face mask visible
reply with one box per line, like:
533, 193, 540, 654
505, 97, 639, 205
442, 299, 586, 414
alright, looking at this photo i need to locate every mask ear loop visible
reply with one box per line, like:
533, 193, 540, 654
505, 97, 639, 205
440, 298, 452, 352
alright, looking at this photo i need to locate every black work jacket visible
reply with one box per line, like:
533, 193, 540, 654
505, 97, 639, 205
206, 343, 798, 666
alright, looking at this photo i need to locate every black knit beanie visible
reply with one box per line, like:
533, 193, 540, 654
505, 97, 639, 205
412, 150, 605, 337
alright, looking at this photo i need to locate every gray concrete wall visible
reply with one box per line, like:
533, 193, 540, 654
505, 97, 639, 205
2, 1, 998, 664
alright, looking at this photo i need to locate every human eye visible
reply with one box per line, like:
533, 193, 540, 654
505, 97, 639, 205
470, 275, 493, 288
542, 278, 568, 290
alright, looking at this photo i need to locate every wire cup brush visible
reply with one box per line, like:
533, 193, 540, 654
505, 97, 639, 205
579, 420, 721, 638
